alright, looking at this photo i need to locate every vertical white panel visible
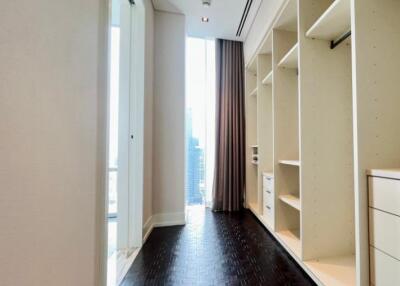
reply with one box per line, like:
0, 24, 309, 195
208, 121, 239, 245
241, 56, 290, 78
299, 0, 355, 261
352, 0, 400, 284
245, 70, 258, 208
257, 54, 273, 215
272, 28, 300, 234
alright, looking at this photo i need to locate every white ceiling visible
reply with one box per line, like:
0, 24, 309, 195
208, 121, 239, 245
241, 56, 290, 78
152, 0, 262, 41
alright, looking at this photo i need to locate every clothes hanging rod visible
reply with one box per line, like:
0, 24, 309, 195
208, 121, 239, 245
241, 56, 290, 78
330, 31, 351, 49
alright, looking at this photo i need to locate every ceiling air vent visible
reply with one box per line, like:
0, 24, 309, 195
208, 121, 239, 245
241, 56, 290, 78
202, 0, 211, 7
236, 0, 254, 37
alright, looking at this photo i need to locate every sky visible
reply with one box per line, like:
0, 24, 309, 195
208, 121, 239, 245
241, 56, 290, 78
186, 37, 216, 147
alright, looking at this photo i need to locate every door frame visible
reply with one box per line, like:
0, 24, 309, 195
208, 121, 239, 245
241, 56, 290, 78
101, 0, 146, 285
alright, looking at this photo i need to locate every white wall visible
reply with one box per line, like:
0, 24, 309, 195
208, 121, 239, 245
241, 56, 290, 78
244, 0, 285, 64
153, 11, 186, 219
0, 0, 108, 285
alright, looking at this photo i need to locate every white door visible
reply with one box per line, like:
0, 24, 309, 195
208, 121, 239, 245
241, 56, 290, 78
108, 0, 137, 255
116, 0, 133, 252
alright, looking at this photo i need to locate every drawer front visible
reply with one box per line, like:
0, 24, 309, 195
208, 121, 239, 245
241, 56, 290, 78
370, 247, 400, 286
263, 203, 274, 228
369, 208, 400, 260
369, 176, 400, 216
264, 188, 274, 207
263, 175, 274, 191
264, 203, 273, 216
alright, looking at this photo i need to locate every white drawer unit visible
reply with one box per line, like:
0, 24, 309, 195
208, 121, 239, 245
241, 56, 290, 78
370, 247, 400, 286
264, 188, 274, 207
369, 176, 400, 216
369, 208, 400, 261
263, 173, 274, 229
368, 169, 400, 286
263, 174, 273, 192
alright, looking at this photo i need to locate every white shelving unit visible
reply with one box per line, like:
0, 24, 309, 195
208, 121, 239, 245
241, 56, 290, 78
278, 43, 298, 68
249, 87, 257, 97
277, 229, 301, 258
241, 0, 399, 284
306, 0, 351, 41
279, 160, 300, 166
304, 255, 356, 286
262, 70, 273, 85
279, 194, 301, 211
245, 0, 400, 285
245, 60, 258, 215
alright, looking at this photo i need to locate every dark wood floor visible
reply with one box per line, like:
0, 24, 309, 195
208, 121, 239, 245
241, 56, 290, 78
121, 206, 316, 286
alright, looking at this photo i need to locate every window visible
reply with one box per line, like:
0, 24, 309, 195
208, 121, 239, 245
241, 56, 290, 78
185, 37, 216, 207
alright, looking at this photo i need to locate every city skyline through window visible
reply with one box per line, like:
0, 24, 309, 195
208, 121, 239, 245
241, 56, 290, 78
185, 37, 216, 207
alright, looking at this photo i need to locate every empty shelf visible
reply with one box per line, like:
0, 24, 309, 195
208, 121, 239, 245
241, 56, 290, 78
279, 194, 301, 211
304, 255, 356, 286
249, 87, 257, 97
275, 0, 298, 32
248, 201, 260, 216
279, 160, 300, 166
251, 160, 259, 166
262, 70, 273, 85
247, 57, 258, 75
306, 0, 351, 41
277, 229, 301, 258
278, 43, 298, 69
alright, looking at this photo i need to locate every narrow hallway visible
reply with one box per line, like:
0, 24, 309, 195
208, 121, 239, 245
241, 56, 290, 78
121, 207, 315, 286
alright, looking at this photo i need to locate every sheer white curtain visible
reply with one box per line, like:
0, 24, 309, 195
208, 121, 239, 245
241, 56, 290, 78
204, 40, 216, 207
185, 37, 216, 207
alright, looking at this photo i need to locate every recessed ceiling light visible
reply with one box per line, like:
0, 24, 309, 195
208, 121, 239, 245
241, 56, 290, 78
201, 17, 209, 23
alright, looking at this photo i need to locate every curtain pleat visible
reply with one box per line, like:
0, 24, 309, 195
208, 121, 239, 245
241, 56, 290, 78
212, 39, 245, 212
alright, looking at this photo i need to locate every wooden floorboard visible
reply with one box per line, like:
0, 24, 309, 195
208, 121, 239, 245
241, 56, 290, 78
121, 206, 316, 286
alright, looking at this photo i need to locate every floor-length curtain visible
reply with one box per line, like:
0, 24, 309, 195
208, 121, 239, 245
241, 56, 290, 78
212, 39, 246, 212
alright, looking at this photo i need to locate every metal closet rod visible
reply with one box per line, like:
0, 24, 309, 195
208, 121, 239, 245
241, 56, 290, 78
330, 31, 351, 49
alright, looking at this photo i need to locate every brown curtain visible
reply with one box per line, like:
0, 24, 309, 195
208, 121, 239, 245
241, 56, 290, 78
212, 39, 246, 212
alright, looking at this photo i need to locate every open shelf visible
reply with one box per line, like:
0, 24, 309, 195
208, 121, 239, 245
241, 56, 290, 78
278, 43, 298, 69
262, 70, 273, 85
304, 255, 356, 286
279, 194, 301, 211
274, 0, 298, 32
259, 32, 273, 55
306, 0, 351, 41
277, 229, 301, 258
279, 160, 300, 166
247, 57, 258, 75
248, 201, 260, 216
249, 87, 257, 97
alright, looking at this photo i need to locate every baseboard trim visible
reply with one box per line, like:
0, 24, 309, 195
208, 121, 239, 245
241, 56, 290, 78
116, 248, 140, 286
142, 216, 154, 243
142, 212, 186, 242
152, 212, 186, 227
